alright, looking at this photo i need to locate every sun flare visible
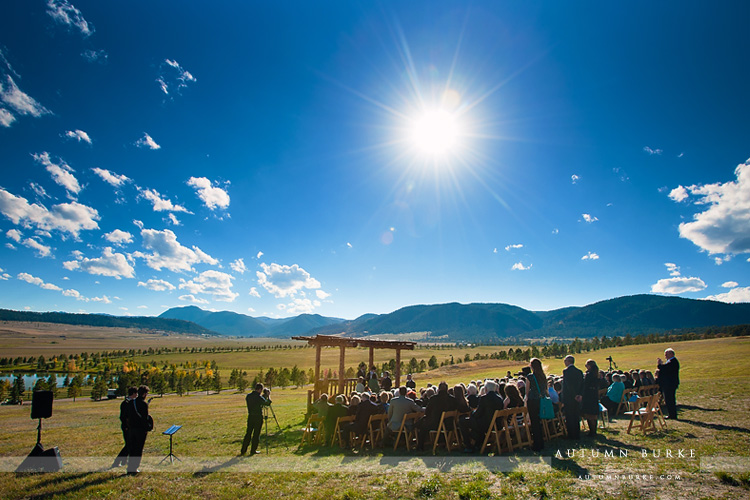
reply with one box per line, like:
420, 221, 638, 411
409, 108, 462, 158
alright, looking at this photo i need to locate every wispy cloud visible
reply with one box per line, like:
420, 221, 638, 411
0, 188, 99, 237
81, 49, 107, 64
249, 287, 261, 298
505, 244, 523, 251
643, 146, 663, 155
156, 59, 196, 96
138, 279, 176, 292
179, 270, 238, 302
511, 262, 532, 271
6, 229, 22, 242
64, 129, 91, 144
257, 263, 321, 298
672, 159, 750, 257
230, 258, 247, 274
22, 238, 52, 257
179, 294, 209, 304
18, 272, 61, 291
135, 133, 160, 150
571, 174, 580, 184
581, 213, 598, 223
0, 75, 51, 128
92, 168, 130, 188
187, 177, 230, 210
33, 152, 81, 197
63, 247, 135, 279
133, 228, 217, 272
46, 0, 94, 37
139, 188, 189, 213
722, 281, 739, 289
581, 252, 599, 261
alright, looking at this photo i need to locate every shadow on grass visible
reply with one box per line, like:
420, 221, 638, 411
193, 456, 243, 476
551, 456, 590, 478
679, 404, 724, 412
20, 472, 120, 500
678, 418, 750, 433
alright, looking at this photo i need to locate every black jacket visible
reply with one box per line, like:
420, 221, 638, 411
246, 391, 269, 418
659, 357, 680, 389
127, 397, 150, 432
562, 364, 584, 407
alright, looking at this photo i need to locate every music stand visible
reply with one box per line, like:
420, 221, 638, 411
160, 425, 182, 464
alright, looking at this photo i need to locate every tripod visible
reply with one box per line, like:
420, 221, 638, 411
607, 357, 618, 371
262, 404, 287, 454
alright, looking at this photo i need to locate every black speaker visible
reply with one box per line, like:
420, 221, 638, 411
31, 390, 53, 419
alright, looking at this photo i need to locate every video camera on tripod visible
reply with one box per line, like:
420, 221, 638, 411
606, 356, 617, 371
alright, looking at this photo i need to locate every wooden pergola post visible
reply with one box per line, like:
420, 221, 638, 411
314, 344, 321, 402
395, 348, 402, 387
369, 347, 374, 371
338, 345, 346, 396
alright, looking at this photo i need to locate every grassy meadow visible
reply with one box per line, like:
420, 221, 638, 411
1, 329, 749, 499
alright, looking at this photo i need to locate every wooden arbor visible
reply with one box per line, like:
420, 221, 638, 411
291, 334, 416, 404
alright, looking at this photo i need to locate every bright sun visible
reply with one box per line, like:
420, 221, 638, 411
409, 108, 461, 158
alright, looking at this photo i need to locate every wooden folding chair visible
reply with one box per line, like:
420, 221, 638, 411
331, 415, 355, 447
543, 404, 566, 441
648, 393, 667, 430
300, 414, 325, 446
624, 395, 657, 434
615, 389, 637, 416
429, 410, 459, 454
360, 413, 388, 450
506, 407, 532, 451
393, 412, 422, 451
479, 409, 513, 454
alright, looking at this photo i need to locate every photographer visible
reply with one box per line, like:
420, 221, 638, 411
240, 383, 271, 456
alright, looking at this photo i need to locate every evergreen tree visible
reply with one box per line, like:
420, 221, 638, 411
10, 375, 25, 404
212, 370, 222, 393
46, 374, 58, 397
91, 377, 108, 401
67, 379, 82, 401
33, 378, 48, 392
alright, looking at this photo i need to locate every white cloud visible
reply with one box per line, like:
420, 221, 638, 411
249, 287, 261, 298
285, 298, 321, 315
643, 146, 663, 155
0, 273, 9, 280
30, 183, 48, 199
6, 229, 21, 242
651, 276, 707, 294
63, 247, 135, 279
722, 281, 739, 289
62, 288, 82, 299
33, 152, 81, 196
511, 262, 532, 271
103, 229, 133, 246
90, 295, 112, 304
139, 188, 189, 213
0, 188, 99, 237
582, 213, 598, 223
256, 263, 321, 298
552, 228, 559, 235
665, 263, 681, 277
187, 177, 230, 210
92, 168, 130, 187
133, 220, 144, 230
673, 159, 750, 257
668, 185, 689, 202
135, 133, 160, 150
704, 287, 750, 304
18, 272, 61, 291
315, 290, 331, 300
346, 242, 352, 248
134, 228, 217, 272
581, 252, 599, 261
22, 238, 52, 257
571, 174, 580, 184
157, 59, 196, 96
137, 305, 148, 309
0, 75, 50, 126
179, 270, 238, 302
167, 213, 180, 226
179, 294, 209, 305
230, 258, 247, 274
46, 0, 93, 36
81, 49, 108, 63
505, 244, 523, 251
64, 129, 91, 144
138, 279, 176, 292
256, 251, 263, 259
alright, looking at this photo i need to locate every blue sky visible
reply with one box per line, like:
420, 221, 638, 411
0, 1, 749, 320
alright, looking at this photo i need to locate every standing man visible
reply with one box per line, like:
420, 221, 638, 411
240, 383, 270, 456
658, 348, 680, 420
561, 355, 584, 440
112, 386, 137, 468
126, 385, 152, 475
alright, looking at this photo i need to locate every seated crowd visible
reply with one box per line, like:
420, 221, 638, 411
310, 356, 665, 453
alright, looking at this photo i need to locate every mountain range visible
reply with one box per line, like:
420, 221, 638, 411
160, 294, 750, 341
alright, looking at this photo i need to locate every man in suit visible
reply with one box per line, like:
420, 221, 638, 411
342, 392, 384, 446
562, 355, 584, 439
658, 348, 680, 419
388, 386, 425, 432
112, 386, 137, 468
416, 381, 457, 451
240, 383, 271, 456
459, 380, 505, 452
126, 385, 151, 475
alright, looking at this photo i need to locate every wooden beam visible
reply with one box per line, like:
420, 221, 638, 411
395, 348, 402, 387
369, 346, 374, 372
314, 344, 321, 402
338, 345, 346, 396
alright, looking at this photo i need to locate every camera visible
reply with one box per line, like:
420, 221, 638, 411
606, 356, 613, 362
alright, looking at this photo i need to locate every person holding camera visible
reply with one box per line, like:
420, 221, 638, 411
240, 383, 271, 456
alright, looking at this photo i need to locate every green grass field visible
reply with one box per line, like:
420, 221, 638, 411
1, 336, 749, 499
